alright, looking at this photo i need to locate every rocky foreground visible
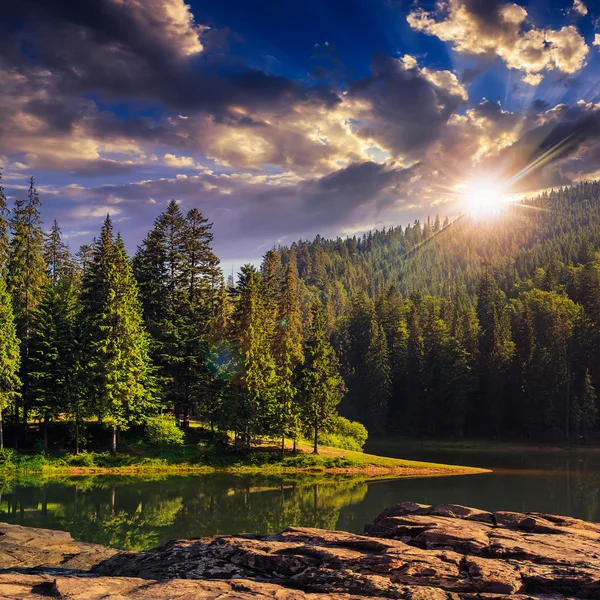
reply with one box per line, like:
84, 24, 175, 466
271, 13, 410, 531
2, 503, 600, 599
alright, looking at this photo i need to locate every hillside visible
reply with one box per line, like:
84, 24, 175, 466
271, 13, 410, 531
271, 181, 600, 441
279, 181, 600, 312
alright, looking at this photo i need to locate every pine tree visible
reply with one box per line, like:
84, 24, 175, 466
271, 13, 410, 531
95, 235, 156, 453
476, 266, 514, 434
405, 296, 424, 433
273, 252, 304, 452
0, 276, 21, 449
363, 319, 391, 433
262, 249, 283, 322
7, 177, 47, 426
29, 279, 77, 450
576, 369, 597, 442
299, 299, 345, 454
44, 220, 74, 283
0, 170, 9, 275
234, 267, 280, 449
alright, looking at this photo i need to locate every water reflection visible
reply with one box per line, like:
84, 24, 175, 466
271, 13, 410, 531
0, 474, 369, 550
1, 449, 600, 550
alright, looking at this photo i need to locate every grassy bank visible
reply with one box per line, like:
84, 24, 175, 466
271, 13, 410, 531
0, 442, 488, 477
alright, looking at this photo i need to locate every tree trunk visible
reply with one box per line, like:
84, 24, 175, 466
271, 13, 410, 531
293, 437, 297, 454
43, 413, 49, 452
565, 376, 571, 441
183, 406, 190, 430
313, 420, 319, 454
281, 435, 285, 458
75, 419, 79, 455
0, 407, 4, 451
111, 425, 117, 455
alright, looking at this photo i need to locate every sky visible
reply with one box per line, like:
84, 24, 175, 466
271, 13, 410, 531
2, 0, 600, 270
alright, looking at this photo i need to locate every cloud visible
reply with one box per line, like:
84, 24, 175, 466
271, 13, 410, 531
594, 34, 600, 47
17, 162, 416, 258
572, 0, 588, 16
346, 55, 467, 158
407, 0, 589, 84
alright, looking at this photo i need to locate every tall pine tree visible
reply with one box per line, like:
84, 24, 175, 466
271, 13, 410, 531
299, 299, 345, 454
7, 177, 47, 426
0, 276, 21, 449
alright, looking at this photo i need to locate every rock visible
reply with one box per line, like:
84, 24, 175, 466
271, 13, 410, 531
1, 503, 600, 598
0, 521, 116, 571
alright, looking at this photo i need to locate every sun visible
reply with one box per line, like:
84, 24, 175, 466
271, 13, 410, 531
463, 177, 508, 218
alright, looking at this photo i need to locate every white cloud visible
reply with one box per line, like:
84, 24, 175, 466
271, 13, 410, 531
572, 0, 588, 16
407, 0, 589, 84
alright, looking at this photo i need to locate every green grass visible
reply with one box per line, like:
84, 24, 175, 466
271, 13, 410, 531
0, 443, 486, 477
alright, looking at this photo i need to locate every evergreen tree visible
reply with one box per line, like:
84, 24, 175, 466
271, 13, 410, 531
44, 220, 74, 283
29, 279, 78, 450
0, 170, 9, 275
299, 299, 345, 454
83, 225, 156, 452
7, 177, 47, 425
405, 296, 424, 434
576, 369, 597, 442
363, 319, 391, 433
0, 276, 21, 449
262, 249, 283, 322
234, 267, 280, 449
476, 266, 514, 434
273, 252, 304, 452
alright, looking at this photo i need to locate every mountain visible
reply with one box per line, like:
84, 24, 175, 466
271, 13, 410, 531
278, 181, 600, 315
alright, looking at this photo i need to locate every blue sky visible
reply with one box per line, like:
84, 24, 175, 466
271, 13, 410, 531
2, 0, 600, 269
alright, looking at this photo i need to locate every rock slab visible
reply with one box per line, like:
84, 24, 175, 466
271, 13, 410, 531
2, 502, 600, 598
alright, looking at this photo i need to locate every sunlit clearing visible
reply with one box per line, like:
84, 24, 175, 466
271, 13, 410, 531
463, 177, 508, 218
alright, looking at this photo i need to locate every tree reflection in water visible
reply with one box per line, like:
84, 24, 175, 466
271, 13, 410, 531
0, 474, 369, 550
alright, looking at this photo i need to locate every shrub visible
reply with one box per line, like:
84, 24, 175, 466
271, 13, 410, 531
145, 415, 185, 446
319, 432, 363, 452
66, 452, 97, 468
0, 448, 17, 469
319, 416, 368, 451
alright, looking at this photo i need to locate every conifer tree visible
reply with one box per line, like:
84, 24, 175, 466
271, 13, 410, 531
29, 279, 77, 450
576, 369, 597, 442
0, 276, 21, 449
405, 296, 424, 433
7, 177, 47, 425
44, 220, 74, 283
363, 319, 391, 433
476, 266, 514, 434
273, 252, 304, 452
262, 249, 283, 322
234, 267, 280, 449
94, 235, 156, 453
0, 170, 9, 275
299, 299, 345, 454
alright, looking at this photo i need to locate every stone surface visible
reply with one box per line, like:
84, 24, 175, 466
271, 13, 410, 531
2, 502, 600, 598
0, 521, 116, 571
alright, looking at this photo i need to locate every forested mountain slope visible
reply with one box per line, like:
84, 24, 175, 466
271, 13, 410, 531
280, 181, 600, 311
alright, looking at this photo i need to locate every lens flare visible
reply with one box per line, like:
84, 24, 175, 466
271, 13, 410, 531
463, 177, 508, 218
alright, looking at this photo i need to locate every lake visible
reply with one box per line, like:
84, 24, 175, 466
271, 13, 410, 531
2, 443, 600, 550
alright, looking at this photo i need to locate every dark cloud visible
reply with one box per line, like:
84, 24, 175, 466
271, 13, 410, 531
1, 0, 328, 118
35, 161, 415, 258
487, 103, 600, 191
348, 55, 466, 157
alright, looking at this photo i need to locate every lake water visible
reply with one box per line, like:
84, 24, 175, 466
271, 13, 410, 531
2, 443, 600, 550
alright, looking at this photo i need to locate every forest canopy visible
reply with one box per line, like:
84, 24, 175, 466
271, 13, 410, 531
1, 172, 600, 452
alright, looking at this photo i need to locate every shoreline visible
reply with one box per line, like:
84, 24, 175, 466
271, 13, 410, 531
0, 445, 488, 478
2, 501, 597, 599
3, 464, 489, 477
